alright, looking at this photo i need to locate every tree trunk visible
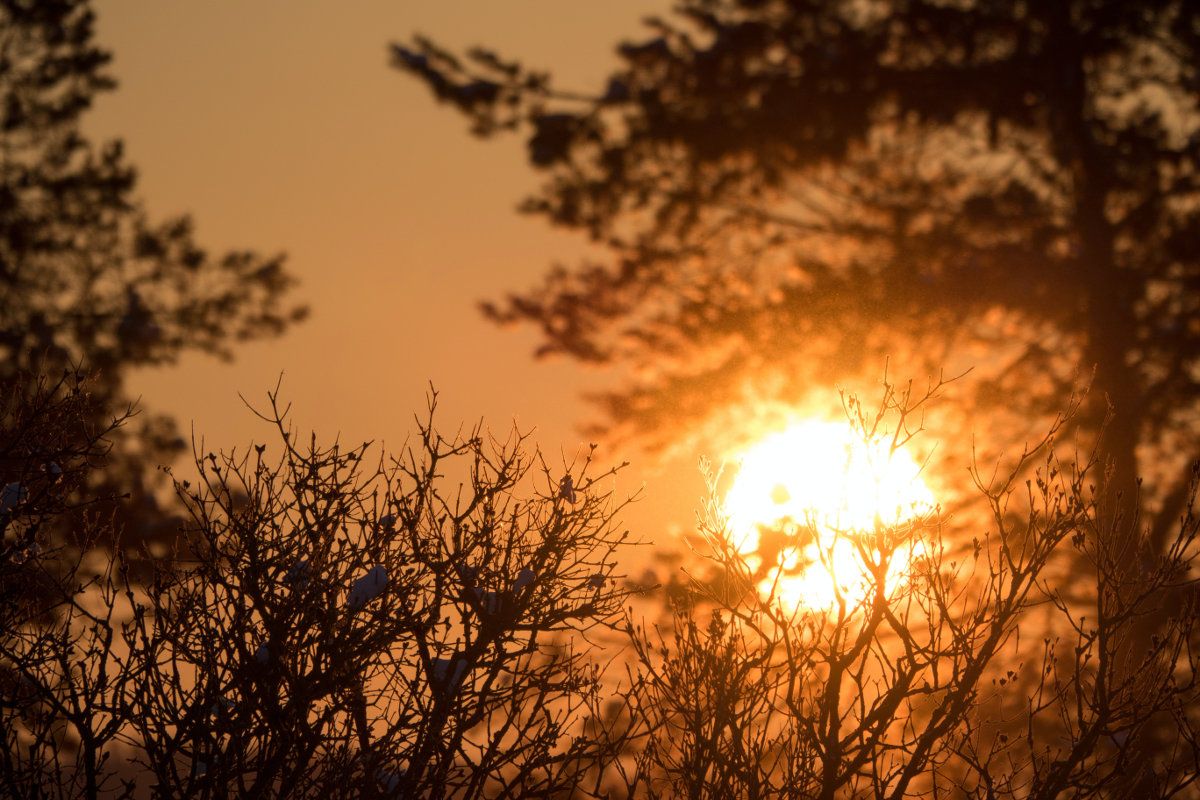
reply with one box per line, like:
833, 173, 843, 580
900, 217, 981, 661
1045, 5, 1144, 533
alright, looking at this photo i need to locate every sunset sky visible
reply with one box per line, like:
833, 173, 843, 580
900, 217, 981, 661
83, 1, 698, 532
7, 4, 1198, 793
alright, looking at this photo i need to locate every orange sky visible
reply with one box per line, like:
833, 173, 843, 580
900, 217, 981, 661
84, 1, 702, 537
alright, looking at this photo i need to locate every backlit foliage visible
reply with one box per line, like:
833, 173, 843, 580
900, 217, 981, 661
395, 0, 1200, 524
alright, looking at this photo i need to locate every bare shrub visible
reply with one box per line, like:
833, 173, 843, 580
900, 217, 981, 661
4, 375, 1199, 799
0, 370, 135, 798
2, 385, 639, 798
620, 378, 1200, 799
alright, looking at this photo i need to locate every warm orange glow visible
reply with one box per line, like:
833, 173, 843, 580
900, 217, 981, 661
724, 419, 934, 610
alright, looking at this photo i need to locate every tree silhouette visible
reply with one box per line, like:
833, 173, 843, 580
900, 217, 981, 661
0, 0, 306, 542
394, 0, 1199, 537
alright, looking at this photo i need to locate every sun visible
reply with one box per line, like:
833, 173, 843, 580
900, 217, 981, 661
723, 419, 935, 610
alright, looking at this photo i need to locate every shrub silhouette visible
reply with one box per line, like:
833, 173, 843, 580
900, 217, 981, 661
621, 380, 1200, 798
3, 378, 1199, 798
0, 370, 136, 797
2, 385, 638, 797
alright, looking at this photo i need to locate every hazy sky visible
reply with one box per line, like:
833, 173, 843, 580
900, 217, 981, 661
83, 1, 702, 534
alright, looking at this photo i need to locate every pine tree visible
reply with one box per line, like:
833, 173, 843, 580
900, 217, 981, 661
396, 0, 1199, 539
0, 0, 306, 542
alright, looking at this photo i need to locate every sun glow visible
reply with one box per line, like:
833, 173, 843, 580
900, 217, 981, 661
723, 419, 935, 610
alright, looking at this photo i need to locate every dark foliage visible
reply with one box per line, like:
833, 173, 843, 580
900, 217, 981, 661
0, 0, 306, 545
394, 0, 1200, 532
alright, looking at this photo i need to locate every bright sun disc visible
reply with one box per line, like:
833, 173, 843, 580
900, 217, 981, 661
723, 419, 935, 610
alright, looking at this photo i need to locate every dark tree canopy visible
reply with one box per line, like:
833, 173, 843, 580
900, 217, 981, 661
396, 0, 1199, 531
0, 0, 306, 539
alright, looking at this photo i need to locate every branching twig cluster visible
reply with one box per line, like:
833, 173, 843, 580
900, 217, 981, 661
620, 378, 1200, 799
2, 384, 638, 798
3, 375, 1199, 798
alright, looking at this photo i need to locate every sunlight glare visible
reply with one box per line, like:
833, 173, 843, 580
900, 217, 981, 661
723, 419, 935, 610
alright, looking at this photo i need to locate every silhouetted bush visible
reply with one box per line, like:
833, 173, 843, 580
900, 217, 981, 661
3, 378, 1199, 798
2, 385, 638, 798
0, 370, 135, 797
620, 380, 1200, 798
